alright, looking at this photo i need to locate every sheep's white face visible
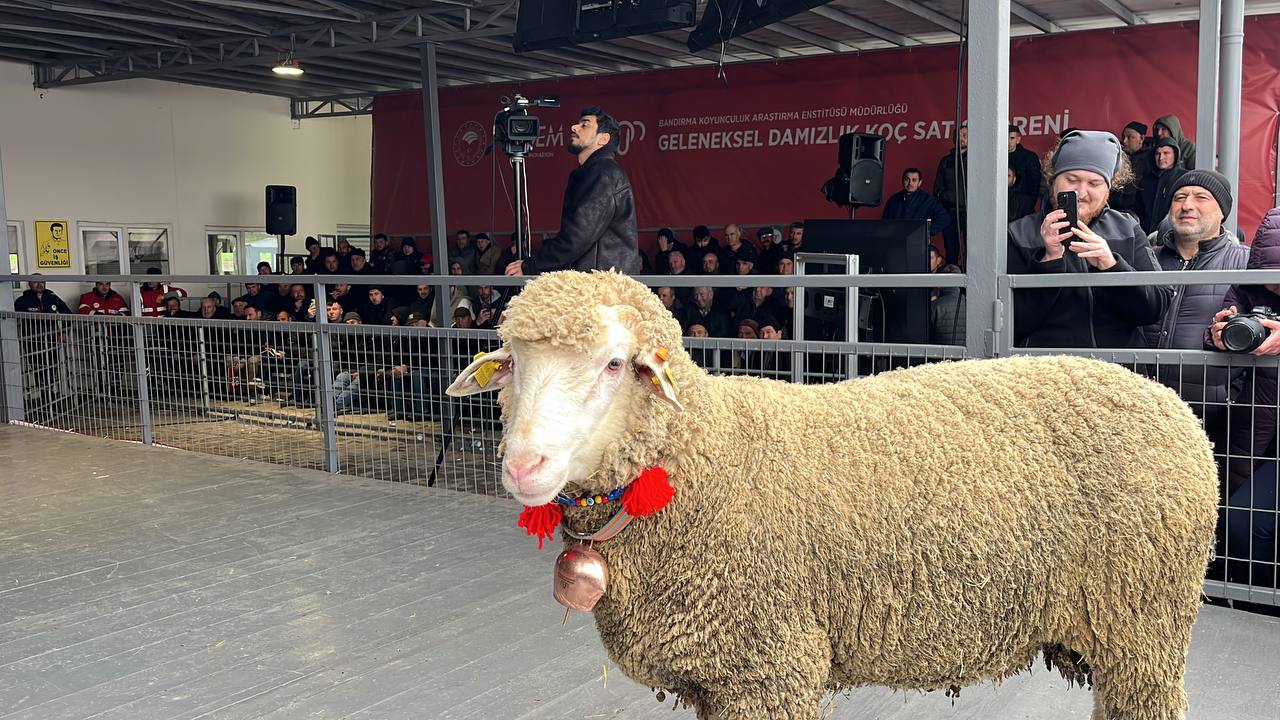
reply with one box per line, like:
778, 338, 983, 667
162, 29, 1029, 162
447, 306, 680, 506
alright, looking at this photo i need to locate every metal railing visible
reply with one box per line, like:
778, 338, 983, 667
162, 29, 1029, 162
1, 267, 1277, 607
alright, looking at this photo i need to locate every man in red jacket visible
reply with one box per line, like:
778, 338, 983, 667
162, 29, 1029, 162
139, 267, 187, 317
78, 281, 129, 315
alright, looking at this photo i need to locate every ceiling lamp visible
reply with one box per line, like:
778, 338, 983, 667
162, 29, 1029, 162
272, 55, 304, 77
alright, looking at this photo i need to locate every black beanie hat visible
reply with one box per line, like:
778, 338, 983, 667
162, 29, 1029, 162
1171, 169, 1233, 218
1123, 121, 1148, 136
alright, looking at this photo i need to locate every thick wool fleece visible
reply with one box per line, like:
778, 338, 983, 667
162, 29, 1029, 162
497, 271, 1219, 720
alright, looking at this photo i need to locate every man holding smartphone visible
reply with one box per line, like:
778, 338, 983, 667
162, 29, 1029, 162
1007, 130, 1171, 348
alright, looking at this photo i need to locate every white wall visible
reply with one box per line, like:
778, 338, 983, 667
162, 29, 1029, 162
0, 60, 370, 289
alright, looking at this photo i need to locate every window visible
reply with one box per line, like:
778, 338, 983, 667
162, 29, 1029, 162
6, 221, 19, 275
337, 224, 371, 253
207, 228, 282, 274
82, 223, 171, 275
127, 227, 170, 273
208, 232, 239, 275
82, 226, 124, 275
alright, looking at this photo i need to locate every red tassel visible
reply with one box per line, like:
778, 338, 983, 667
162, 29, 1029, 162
622, 466, 675, 518
518, 503, 563, 550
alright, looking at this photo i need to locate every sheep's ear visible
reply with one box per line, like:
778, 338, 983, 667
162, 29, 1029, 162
446, 347, 512, 396
633, 346, 684, 411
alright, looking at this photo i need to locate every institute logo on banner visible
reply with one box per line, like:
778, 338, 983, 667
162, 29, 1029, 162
452, 120, 488, 167
616, 120, 646, 156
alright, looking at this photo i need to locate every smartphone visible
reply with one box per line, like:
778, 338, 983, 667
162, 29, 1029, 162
1056, 191, 1079, 240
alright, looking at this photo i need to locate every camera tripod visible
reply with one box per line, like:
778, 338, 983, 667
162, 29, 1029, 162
508, 151, 532, 260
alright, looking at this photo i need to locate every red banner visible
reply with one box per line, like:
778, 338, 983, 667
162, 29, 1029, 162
373, 18, 1280, 244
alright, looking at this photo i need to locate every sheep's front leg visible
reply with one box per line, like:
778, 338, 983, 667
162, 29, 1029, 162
694, 683, 824, 720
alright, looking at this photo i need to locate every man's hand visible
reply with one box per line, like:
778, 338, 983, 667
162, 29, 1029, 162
505, 260, 525, 276
1039, 209, 1071, 262
391, 364, 409, 379
1253, 317, 1280, 356
1210, 306, 1238, 351
477, 307, 493, 325
1067, 223, 1116, 271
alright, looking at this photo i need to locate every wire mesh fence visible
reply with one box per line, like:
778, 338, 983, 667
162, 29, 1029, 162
3, 265, 1279, 607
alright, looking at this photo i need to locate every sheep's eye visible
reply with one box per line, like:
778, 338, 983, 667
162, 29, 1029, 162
606, 358, 625, 372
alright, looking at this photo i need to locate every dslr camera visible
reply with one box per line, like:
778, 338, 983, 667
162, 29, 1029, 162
494, 93, 559, 157
1221, 305, 1280, 352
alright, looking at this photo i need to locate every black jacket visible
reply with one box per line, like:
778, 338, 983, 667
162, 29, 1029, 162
1008, 144, 1042, 209
522, 148, 640, 274
1142, 229, 1249, 407
1008, 207, 1171, 348
933, 146, 967, 209
14, 289, 73, 314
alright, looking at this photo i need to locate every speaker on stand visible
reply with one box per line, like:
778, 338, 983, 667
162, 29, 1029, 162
822, 133, 885, 217
266, 185, 296, 268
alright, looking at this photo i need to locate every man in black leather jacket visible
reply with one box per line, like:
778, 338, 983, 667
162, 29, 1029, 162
506, 106, 640, 276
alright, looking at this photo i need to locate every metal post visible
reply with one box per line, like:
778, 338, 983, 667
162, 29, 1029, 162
1217, 0, 1244, 233
420, 43, 451, 328
965, 1, 1009, 358
312, 279, 339, 473
129, 281, 153, 444
0, 147, 22, 423
1195, 0, 1220, 170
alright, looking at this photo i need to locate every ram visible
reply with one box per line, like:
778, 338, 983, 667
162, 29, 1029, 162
448, 270, 1218, 720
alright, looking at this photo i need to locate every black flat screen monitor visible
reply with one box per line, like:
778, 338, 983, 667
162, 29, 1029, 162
799, 219, 933, 344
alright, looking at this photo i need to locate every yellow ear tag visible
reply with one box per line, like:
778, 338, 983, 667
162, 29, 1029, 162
662, 367, 677, 389
655, 347, 670, 362
471, 352, 502, 388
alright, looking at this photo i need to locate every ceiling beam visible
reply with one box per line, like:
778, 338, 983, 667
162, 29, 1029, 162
625, 33, 731, 63
578, 41, 687, 68
478, 38, 629, 73
1009, 2, 1065, 34
154, 0, 270, 35
34, 10, 513, 88
1092, 0, 1143, 25
429, 41, 568, 74
879, 0, 962, 35
726, 35, 798, 59
808, 5, 920, 46
308, 0, 366, 22
0, 16, 187, 46
181, 0, 356, 22
0, 0, 263, 34
0, 37, 108, 55
765, 20, 857, 53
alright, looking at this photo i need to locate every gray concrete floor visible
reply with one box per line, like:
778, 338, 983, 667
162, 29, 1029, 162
0, 425, 1276, 720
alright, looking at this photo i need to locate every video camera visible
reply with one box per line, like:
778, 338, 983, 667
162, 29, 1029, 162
494, 93, 560, 157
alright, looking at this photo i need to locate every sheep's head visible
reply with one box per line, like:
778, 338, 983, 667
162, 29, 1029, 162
446, 271, 687, 506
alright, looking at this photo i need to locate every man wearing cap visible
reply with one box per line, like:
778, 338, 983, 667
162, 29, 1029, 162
1110, 121, 1153, 218
1007, 129, 1171, 348
1142, 170, 1247, 426
933, 121, 968, 266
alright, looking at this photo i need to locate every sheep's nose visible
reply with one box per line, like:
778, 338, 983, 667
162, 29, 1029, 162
504, 453, 547, 493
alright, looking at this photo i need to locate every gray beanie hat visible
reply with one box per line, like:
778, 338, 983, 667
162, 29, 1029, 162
1052, 130, 1123, 185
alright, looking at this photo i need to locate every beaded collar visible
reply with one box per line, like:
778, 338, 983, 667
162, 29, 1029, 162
554, 485, 627, 507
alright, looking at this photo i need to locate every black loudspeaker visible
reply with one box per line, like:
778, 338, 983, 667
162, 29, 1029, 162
688, 0, 829, 52
838, 133, 885, 207
516, 1, 695, 53
265, 185, 296, 236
